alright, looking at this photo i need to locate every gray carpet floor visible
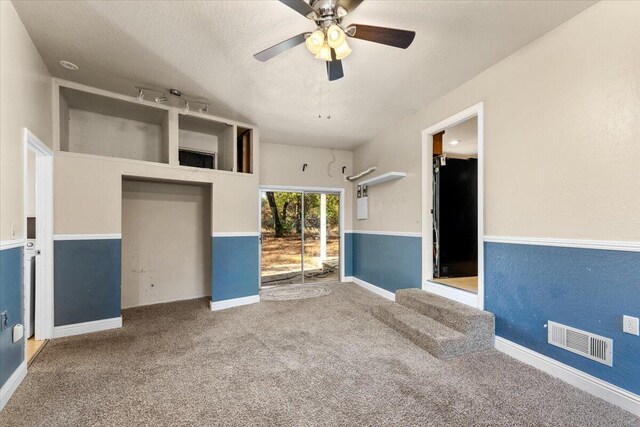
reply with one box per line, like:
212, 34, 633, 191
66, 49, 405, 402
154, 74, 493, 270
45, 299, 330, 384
1, 283, 637, 426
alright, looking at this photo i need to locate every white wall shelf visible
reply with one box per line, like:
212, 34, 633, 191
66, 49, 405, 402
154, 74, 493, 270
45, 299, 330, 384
359, 172, 406, 187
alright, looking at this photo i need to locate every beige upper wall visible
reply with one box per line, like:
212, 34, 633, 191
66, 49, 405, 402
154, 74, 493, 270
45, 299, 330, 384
0, 2, 52, 241
354, 1, 640, 241
260, 143, 354, 230
54, 153, 259, 235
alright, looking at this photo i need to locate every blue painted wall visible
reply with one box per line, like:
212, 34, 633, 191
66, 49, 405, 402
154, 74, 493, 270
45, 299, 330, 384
54, 239, 121, 326
0, 247, 24, 388
212, 236, 259, 301
344, 232, 353, 277
485, 242, 640, 395
350, 233, 421, 293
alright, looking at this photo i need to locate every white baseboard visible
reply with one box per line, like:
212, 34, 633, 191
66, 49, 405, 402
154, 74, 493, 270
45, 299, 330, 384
53, 316, 122, 338
210, 295, 260, 311
348, 277, 395, 301
0, 361, 27, 411
423, 280, 478, 308
495, 337, 640, 416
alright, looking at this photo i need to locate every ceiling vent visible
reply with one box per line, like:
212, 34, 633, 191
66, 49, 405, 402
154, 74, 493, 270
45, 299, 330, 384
548, 321, 612, 366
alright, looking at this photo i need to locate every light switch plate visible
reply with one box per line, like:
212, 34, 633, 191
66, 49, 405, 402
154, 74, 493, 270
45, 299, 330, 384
623, 315, 639, 336
13, 324, 24, 343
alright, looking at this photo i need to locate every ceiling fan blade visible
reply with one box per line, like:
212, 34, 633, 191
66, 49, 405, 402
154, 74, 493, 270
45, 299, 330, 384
336, 0, 364, 14
279, 0, 317, 19
254, 33, 308, 62
326, 48, 344, 81
347, 24, 415, 49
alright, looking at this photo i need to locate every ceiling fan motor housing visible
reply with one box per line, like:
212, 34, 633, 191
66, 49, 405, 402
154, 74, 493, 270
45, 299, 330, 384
309, 0, 347, 23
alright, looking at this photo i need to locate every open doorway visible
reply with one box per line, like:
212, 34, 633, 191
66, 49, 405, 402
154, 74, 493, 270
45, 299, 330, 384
23, 129, 54, 364
260, 190, 340, 287
432, 117, 478, 293
422, 103, 484, 309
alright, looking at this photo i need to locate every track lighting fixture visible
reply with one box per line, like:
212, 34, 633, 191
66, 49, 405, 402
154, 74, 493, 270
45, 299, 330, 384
134, 86, 209, 114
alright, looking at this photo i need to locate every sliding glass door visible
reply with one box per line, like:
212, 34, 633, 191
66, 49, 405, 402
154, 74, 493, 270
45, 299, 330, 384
260, 190, 340, 287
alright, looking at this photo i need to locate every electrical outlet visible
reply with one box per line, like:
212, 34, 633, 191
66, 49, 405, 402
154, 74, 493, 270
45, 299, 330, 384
623, 315, 639, 336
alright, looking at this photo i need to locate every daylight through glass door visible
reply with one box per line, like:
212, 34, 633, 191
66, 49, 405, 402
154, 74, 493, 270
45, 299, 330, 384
260, 191, 340, 287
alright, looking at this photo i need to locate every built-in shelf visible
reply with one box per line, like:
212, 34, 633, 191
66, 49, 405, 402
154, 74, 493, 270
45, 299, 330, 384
359, 172, 406, 187
54, 79, 257, 175
59, 86, 169, 164
178, 115, 233, 171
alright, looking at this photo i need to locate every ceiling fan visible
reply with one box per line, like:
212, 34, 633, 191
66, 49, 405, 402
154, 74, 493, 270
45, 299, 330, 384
254, 0, 416, 81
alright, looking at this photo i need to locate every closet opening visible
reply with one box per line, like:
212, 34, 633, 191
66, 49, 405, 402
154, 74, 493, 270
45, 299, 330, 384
121, 178, 212, 310
260, 190, 341, 287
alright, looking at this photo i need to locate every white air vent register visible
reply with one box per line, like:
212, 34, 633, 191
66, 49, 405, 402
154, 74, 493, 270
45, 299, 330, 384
547, 321, 613, 366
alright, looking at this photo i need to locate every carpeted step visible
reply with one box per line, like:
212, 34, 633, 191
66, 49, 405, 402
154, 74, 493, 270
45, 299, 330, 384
395, 289, 494, 345
372, 304, 477, 359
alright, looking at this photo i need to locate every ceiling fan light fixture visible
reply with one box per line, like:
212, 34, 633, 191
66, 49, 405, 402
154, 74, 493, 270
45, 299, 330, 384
305, 29, 325, 54
334, 39, 352, 60
316, 42, 332, 61
327, 25, 346, 48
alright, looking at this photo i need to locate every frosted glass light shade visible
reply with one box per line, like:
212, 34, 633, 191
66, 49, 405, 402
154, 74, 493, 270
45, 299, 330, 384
334, 40, 352, 60
327, 25, 346, 49
305, 29, 325, 54
316, 42, 332, 61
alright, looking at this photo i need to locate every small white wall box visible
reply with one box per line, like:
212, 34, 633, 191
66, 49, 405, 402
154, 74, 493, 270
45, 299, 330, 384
13, 323, 24, 343
357, 196, 368, 220
623, 315, 639, 336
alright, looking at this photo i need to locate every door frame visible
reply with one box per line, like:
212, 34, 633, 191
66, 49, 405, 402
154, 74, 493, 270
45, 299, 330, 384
23, 128, 55, 341
258, 185, 346, 287
421, 102, 485, 309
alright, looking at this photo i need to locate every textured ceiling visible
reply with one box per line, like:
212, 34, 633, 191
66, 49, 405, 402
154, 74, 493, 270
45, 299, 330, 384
444, 116, 477, 157
14, 0, 595, 150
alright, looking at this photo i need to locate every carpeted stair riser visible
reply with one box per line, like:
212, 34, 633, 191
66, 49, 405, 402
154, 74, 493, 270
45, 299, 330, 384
373, 289, 495, 359
372, 305, 471, 359
396, 289, 494, 342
